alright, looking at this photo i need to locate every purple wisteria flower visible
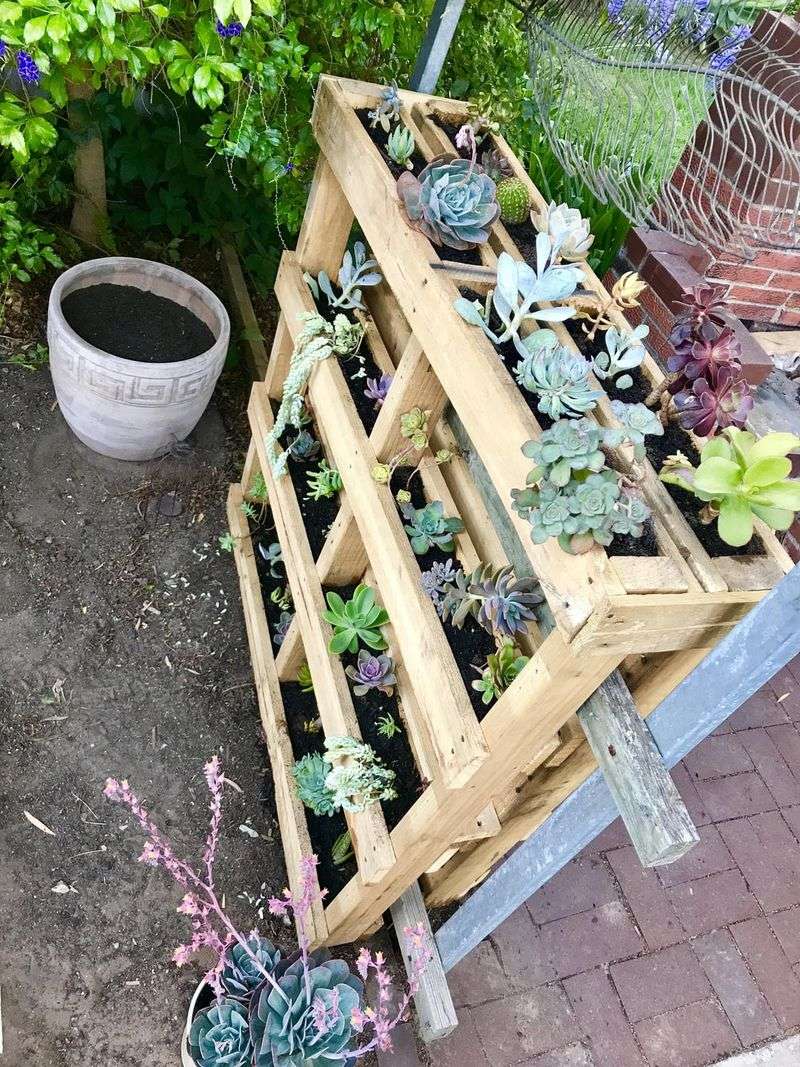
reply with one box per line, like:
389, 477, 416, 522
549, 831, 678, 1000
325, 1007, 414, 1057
709, 25, 751, 74
0, 40, 7, 60
17, 50, 40, 85
216, 18, 244, 38
363, 372, 393, 410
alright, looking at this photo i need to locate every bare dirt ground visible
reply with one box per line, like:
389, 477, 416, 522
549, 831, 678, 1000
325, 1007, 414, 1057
0, 305, 289, 1064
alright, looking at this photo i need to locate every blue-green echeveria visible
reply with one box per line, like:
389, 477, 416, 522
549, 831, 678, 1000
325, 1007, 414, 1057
188, 996, 252, 1067
250, 950, 364, 1067
397, 154, 499, 250
221, 935, 282, 1000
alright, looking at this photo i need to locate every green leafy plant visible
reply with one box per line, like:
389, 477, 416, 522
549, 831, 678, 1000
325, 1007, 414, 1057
396, 154, 499, 250
514, 329, 602, 419
297, 663, 314, 693
305, 242, 382, 313
331, 830, 354, 868
454, 244, 582, 357
593, 324, 649, 390
377, 713, 401, 740
250, 472, 268, 502
401, 500, 465, 555
345, 650, 396, 696
472, 642, 529, 705
306, 460, 343, 501
387, 125, 415, 170
322, 584, 389, 655
0, 193, 62, 286
660, 429, 800, 547
291, 752, 335, 817
323, 736, 397, 812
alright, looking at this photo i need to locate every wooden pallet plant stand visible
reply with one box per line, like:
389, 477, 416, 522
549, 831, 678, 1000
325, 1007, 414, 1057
227, 76, 793, 953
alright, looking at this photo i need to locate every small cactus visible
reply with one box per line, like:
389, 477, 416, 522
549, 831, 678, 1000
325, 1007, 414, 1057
496, 177, 531, 225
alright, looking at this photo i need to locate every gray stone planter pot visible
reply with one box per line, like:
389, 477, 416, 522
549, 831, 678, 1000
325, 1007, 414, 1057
48, 257, 230, 461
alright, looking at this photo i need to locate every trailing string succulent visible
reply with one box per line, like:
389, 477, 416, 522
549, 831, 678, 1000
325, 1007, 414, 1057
368, 81, 401, 132
534, 201, 594, 262
292, 752, 336, 817
396, 154, 499, 251
514, 329, 602, 419
323, 584, 389, 655
438, 564, 543, 639
258, 540, 283, 578
306, 460, 343, 501
323, 736, 397, 813
593, 324, 649, 389
401, 500, 465, 555
454, 242, 582, 358
386, 126, 416, 170
495, 176, 531, 225
273, 611, 294, 647
472, 642, 530, 706
345, 650, 397, 697
660, 429, 800, 547
577, 271, 648, 339
512, 418, 653, 554
250, 949, 363, 1066
305, 242, 383, 313
364, 372, 393, 409
220, 935, 281, 1000
661, 286, 754, 438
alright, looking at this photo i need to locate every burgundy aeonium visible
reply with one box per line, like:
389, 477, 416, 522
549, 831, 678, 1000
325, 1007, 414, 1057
674, 364, 754, 437
667, 323, 741, 392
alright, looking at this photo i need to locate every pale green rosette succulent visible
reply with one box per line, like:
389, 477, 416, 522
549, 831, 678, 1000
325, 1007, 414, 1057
397, 154, 498, 250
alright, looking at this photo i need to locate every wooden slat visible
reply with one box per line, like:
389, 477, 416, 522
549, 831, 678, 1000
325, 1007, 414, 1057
248, 387, 396, 885
715, 555, 786, 592
219, 242, 268, 381
264, 317, 295, 402
611, 556, 689, 595
226, 484, 328, 943
312, 76, 622, 645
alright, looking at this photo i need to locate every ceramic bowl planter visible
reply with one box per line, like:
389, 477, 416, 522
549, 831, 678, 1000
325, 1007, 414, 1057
48, 257, 230, 461
181, 979, 209, 1067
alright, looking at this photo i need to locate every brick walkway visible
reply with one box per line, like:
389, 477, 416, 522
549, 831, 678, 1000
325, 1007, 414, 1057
396, 657, 800, 1066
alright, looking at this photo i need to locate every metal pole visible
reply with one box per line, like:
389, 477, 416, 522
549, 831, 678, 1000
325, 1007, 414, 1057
436, 564, 800, 972
410, 0, 468, 93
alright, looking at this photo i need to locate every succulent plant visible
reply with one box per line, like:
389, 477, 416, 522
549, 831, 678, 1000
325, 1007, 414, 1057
250, 472, 268, 502
288, 430, 321, 463
515, 330, 602, 419
472, 642, 529, 706
306, 460, 343, 501
496, 176, 531, 224
670, 283, 729, 346
273, 610, 294, 647
364, 372, 393, 409
674, 364, 754, 438
305, 242, 382, 313
396, 154, 499, 250
188, 997, 252, 1067
258, 540, 283, 578
345, 650, 397, 696
453, 243, 582, 358
297, 663, 314, 693
667, 323, 742, 392
331, 830, 354, 868
481, 148, 513, 183
521, 418, 607, 487
593, 323, 649, 388
512, 479, 577, 546
323, 736, 397, 812
377, 713, 401, 739
322, 584, 389, 655
571, 471, 621, 534
250, 949, 363, 1066
399, 406, 430, 450
609, 400, 664, 460
368, 81, 401, 132
221, 934, 282, 1000
387, 125, 415, 169
660, 428, 800, 546
270, 585, 292, 612
609, 489, 651, 538
291, 752, 335, 816
534, 201, 594, 261
421, 557, 460, 616
469, 564, 543, 638
401, 499, 465, 555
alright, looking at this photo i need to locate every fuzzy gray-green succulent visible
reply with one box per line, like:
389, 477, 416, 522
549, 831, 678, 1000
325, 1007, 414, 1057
515, 331, 602, 419
323, 736, 397, 812
250, 950, 363, 1067
397, 154, 499, 250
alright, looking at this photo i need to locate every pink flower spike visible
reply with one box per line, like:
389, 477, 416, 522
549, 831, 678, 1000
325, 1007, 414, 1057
172, 944, 192, 967
138, 841, 159, 866
177, 893, 198, 916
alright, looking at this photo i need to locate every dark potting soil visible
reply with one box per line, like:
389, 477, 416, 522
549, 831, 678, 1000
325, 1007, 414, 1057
645, 420, 763, 558
339, 343, 387, 436
355, 108, 429, 182
395, 468, 498, 721
61, 283, 216, 363
324, 581, 424, 830
282, 681, 357, 901
606, 519, 659, 558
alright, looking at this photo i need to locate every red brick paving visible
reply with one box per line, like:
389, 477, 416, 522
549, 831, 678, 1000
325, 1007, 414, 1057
419, 663, 800, 1067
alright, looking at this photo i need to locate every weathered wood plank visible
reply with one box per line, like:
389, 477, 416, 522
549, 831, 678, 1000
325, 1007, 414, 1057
219, 241, 269, 381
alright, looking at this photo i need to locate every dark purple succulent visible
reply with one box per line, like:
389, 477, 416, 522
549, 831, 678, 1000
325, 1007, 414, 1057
674, 364, 753, 438
363, 373, 393, 410
672, 283, 729, 334
344, 650, 396, 696
667, 324, 742, 394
